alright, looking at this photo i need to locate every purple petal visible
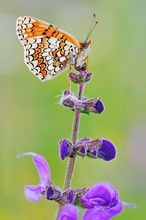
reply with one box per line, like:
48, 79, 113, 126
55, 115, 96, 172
59, 204, 78, 220
98, 139, 116, 161
83, 201, 123, 220
59, 139, 73, 160
80, 182, 119, 209
32, 154, 50, 186
24, 185, 44, 201
93, 99, 104, 114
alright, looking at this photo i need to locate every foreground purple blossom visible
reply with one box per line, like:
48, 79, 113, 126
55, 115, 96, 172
82, 200, 123, 220
79, 182, 119, 209
17, 152, 50, 201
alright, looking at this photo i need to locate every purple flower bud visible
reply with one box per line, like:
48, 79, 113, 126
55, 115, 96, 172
83, 98, 104, 114
98, 139, 116, 161
46, 181, 61, 200
93, 99, 104, 114
79, 182, 119, 209
60, 90, 77, 108
60, 91, 104, 115
59, 204, 78, 220
74, 138, 90, 156
69, 70, 92, 84
62, 189, 76, 204
77, 146, 87, 156
74, 138, 101, 159
59, 139, 73, 160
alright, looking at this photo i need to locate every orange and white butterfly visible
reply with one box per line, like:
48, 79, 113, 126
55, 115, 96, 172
16, 16, 97, 81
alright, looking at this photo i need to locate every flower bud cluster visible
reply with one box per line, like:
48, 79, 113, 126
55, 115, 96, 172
60, 90, 104, 115
59, 138, 116, 161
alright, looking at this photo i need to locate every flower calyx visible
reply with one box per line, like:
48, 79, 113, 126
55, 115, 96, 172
60, 90, 104, 115
69, 68, 93, 84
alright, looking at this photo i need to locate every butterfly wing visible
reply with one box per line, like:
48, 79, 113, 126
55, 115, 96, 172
16, 16, 80, 80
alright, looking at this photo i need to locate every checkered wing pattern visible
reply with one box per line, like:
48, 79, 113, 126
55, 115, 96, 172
16, 16, 82, 81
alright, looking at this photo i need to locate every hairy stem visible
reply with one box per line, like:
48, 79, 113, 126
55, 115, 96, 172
56, 83, 85, 219
63, 83, 84, 190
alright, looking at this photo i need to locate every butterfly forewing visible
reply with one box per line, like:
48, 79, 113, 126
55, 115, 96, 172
16, 16, 90, 81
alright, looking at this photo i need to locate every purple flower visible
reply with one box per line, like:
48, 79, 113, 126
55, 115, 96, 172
82, 200, 123, 220
73, 138, 116, 161
79, 182, 119, 209
93, 99, 104, 114
60, 90, 77, 108
17, 152, 50, 201
59, 139, 73, 160
98, 139, 116, 161
60, 90, 104, 115
83, 98, 104, 114
62, 189, 76, 204
59, 204, 78, 220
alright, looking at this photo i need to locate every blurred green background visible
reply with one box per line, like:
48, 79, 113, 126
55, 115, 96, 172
0, 0, 146, 219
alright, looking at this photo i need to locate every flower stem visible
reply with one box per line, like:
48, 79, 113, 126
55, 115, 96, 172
56, 83, 85, 219
63, 83, 85, 190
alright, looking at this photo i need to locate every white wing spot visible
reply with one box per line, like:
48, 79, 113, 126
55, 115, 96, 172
48, 59, 54, 65
57, 51, 61, 57
48, 64, 54, 71
31, 60, 38, 68
60, 56, 66, 62
28, 49, 35, 55
31, 43, 38, 49
35, 38, 42, 44
44, 48, 51, 53
55, 66, 60, 72
42, 52, 49, 57
48, 38, 57, 45
46, 56, 52, 61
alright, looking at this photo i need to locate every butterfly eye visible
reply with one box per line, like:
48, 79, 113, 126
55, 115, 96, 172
84, 40, 92, 50
84, 42, 89, 49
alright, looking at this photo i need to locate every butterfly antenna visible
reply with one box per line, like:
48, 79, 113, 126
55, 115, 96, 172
85, 14, 98, 42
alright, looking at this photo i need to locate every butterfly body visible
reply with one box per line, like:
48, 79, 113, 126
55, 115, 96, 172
16, 16, 92, 81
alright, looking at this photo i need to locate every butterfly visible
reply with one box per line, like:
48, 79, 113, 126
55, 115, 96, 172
16, 15, 97, 81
